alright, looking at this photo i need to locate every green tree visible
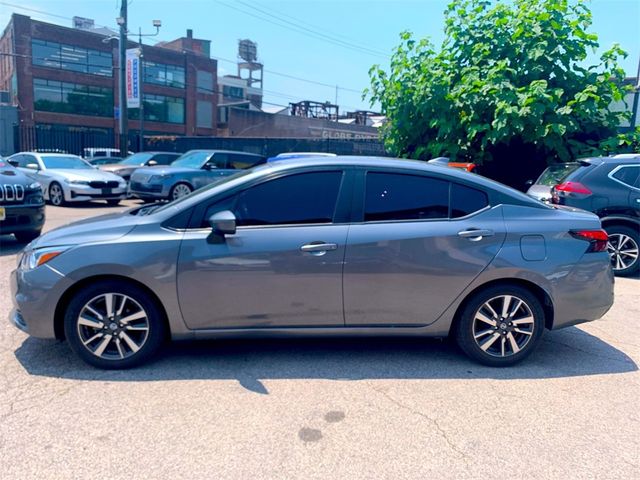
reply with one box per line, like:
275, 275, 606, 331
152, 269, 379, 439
367, 0, 635, 178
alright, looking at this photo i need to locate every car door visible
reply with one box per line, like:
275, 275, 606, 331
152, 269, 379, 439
343, 170, 506, 326
176, 168, 352, 329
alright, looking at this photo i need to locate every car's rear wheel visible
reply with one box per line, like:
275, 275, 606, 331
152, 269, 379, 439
169, 182, 193, 201
63, 281, 167, 369
455, 285, 545, 367
14, 230, 41, 243
48, 182, 65, 206
605, 225, 639, 277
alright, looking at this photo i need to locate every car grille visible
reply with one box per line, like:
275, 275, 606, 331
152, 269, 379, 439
0, 184, 25, 204
130, 181, 162, 193
89, 181, 120, 189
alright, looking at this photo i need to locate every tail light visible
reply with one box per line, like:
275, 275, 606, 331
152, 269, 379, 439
570, 229, 608, 252
555, 181, 592, 195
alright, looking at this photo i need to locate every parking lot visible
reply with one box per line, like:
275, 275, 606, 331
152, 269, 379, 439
0, 200, 638, 479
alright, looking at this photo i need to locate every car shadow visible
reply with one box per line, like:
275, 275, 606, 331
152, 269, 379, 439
0, 235, 28, 256
14, 326, 637, 394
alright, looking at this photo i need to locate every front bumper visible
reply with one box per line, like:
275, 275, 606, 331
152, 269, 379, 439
0, 204, 45, 234
65, 184, 127, 202
129, 181, 168, 199
9, 264, 73, 339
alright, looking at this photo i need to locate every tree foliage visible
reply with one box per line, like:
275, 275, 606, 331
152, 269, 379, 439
367, 0, 634, 165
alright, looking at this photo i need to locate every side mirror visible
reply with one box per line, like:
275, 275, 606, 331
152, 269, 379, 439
147, 160, 158, 166
525, 179, 534, 187
208, 210, 236, 236
26, 163, 40, 170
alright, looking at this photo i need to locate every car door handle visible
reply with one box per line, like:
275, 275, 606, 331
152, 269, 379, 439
458, 229, 494, 241
300, 242, 338, 255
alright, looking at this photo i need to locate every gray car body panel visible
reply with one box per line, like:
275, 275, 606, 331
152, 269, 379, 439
10, 156, 614, 342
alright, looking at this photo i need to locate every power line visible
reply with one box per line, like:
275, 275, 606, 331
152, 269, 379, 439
233, 0, 390, 58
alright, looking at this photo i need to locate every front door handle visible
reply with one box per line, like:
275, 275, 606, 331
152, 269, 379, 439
458, 229, 494, 241
300, 242, 338, 256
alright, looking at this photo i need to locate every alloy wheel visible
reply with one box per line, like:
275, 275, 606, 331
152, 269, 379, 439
607, 234, 639, 272
76, 293, 150, 360
171, 184, 192, 200
50, 184, 63, 206
472, 295, 535, 358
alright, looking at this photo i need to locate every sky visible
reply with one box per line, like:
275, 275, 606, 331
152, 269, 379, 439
0, 0, 638, 113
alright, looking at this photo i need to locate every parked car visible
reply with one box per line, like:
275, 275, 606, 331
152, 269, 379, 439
268, 152, 337, 161
83, 148, 132, 160
99, 152, 181, 182
7, 152, 127, 206
129, 150, 266, 201
0, 159, 45, 242
10, 156, 614, 369
526, 162, 580, 202
552, 154, 639, 276
89, 157, 124, 166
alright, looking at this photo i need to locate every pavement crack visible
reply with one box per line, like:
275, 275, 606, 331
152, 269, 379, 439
369, 385, 469, 464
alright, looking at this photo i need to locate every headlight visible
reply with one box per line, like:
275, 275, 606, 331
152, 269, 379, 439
149, 175, 167, 183
28, 182, 41, 190
65, 179, 90, 185
20, 246, 71, 271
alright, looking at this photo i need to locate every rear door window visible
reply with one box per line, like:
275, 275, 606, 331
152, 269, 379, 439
450, 183, 489, 218
229, 154, 262, 170
364, 172, 449, 221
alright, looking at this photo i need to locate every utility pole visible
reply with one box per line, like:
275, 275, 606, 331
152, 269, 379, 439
138, 27, 144, 152
118, 0, 128, 156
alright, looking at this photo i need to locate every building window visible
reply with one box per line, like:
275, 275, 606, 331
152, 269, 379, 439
129, 94, 185, 124
33, 78, 113, 117
31, 39, 112, 77
143, 61, 185, 88
223, 85, 244, 99
196, 100, 213, 128
197, 70, 214, 94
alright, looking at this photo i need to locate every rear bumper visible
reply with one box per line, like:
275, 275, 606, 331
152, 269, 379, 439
550, 252, 615, 329
0, 204, 45, 234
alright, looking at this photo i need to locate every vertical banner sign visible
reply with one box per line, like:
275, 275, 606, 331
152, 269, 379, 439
126, 48, 141, 108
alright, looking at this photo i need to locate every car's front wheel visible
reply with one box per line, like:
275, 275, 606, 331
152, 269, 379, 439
605, 225, 639, 277
48, 182, 65, 206
455, 285, 545, 367
169, 182, 193, 201
63, 280, 167, 369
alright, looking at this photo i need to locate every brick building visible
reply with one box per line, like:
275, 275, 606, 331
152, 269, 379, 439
0, 14, 218, 150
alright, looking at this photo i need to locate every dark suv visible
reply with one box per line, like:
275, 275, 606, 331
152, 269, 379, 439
552, 154, 640, 276
0, 160, 45, 242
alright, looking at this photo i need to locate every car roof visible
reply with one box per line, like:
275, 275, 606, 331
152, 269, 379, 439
16, 152, 82, 158
579, 154, 640, 166
183, 149, 264, 157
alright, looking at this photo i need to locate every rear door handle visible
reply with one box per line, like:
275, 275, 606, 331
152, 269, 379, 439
458, 229, 494, 241
300, 242, 338, 256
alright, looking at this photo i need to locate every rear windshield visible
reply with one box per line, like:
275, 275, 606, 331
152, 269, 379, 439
536, 163, 579, 186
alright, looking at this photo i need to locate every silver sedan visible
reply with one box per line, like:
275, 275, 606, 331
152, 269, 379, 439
9, 157, 614, 368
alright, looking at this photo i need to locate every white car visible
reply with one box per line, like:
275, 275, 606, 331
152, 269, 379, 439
7, 152, 127, 206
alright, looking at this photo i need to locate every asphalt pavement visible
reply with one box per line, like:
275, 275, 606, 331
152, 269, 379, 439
0, 200, 638, 479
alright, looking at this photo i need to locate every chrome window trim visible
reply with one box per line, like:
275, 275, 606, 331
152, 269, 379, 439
608, 164, 640, 191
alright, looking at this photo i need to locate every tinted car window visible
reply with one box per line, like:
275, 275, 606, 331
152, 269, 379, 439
611, 166, 640, 188
156, 154, 179, 165
207, 153, 228, 169
451, 183, 489, 218
229, 153, 262, 170
217, 172, 343, 226
365, 172, 449, 221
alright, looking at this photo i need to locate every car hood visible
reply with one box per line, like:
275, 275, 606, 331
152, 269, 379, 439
132, 166, 199, 177
100, 164, 139, 172
29, 210, 140, 249
0, 165, 33, 185
47, 169, 125, 182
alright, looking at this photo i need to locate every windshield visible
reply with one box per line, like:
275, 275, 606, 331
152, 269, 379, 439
535, 163, 579, 186
42, 155, 92, 169
170, 151, 211, 169
120, 152, 154, 165
152, 170, 254, 214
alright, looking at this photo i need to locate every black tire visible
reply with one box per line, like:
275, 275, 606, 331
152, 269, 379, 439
169, 182, 193, 201
106, 199, 121, 206
605, 225, 640, 277
63, 280, 167, 369
48, 182, 65, 206
14, 230, 41, 243
455, 285, 545, 367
